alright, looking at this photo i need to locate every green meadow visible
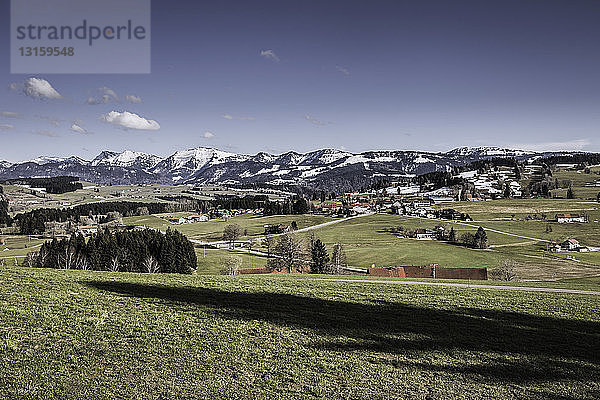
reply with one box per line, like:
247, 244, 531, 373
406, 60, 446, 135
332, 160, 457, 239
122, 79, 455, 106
1, 266, 599, 399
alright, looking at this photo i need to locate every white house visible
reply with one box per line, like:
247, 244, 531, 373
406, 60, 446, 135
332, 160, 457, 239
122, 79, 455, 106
77, 226, 98, 236
188, 214, 209, 223
415, 228, 437, 240
562, 239, 580, 251
556, 214, 586, 224
169, 217, 187, 225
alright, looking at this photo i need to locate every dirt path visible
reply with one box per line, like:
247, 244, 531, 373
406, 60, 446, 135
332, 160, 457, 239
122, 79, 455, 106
403, 215, 551, 243
489, 241, 539, 248
290, 213, 374, 234
313, 278, 600, 296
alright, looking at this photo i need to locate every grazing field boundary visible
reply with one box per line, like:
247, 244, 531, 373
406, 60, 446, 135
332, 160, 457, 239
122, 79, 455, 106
313, 278, 600, 295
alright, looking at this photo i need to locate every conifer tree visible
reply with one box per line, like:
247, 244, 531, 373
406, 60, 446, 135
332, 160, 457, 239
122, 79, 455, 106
310, 239, 329, 274
448, 227, 457, 243
474, 227, 488, 249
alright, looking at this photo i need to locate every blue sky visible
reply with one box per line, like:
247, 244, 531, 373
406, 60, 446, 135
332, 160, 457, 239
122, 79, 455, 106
1, 0, 599, 162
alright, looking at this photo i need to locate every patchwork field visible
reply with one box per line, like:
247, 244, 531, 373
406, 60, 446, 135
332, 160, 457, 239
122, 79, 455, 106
123, 213, 335, 241
1, 266, 598, 399
3, 177, 600, 280
2, 183, 290, 215
5, 197, 596, 280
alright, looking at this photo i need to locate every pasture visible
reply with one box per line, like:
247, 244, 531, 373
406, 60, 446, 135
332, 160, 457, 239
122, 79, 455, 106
1, 266, 599, 399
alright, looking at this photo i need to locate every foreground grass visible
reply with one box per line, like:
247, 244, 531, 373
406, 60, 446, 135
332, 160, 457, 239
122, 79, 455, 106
1, 267, 599, 399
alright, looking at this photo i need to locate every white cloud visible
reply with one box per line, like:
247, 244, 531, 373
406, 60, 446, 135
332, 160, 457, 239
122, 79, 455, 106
305, 114, 327, 126
1, 111, 23, 118
32, 130, 59, 137
23, 78, 63, 99
513, 139, 591, 152
125, 94, 143, 103
87, 87, 119, 105
100, 87, 118, 99
36, 115, 61, 127
70, 123, 89, 134
0, 124, 15, 131
335, 65, 350, 76
223, 113, 255, 121
8, 82, 20, 91
260, 49, 280, 62
100, 111, 160, 131
203, 131, 215, 138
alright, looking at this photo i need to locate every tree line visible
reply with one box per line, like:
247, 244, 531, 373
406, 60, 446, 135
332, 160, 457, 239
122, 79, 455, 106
0, 198, 10, 227
13, 201, 172, 234
263, 196, 311, 215
2, 176, 83, 194
264, 232, 349, 274
24, 228, 196, 274
221, 228, 348, 275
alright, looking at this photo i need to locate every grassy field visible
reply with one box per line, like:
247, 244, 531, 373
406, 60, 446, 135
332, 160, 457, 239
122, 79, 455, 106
550, 167, 600, 199
1, 266, 599, 399
2, 183, 291, 215
4, 196, 600, 280
288, 211, 600, 280
123, 213, 335, 241
120, 196, 600, 279
195, 247, 268, 275
0, 235, 49, 261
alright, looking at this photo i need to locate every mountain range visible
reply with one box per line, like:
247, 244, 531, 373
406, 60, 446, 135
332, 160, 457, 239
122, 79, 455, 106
0, 146, 586, 191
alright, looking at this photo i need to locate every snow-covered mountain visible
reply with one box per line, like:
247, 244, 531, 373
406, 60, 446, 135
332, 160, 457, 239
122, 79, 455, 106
445, 146, 535, 158
91, 150, 162, 170
0, 146, 592, 191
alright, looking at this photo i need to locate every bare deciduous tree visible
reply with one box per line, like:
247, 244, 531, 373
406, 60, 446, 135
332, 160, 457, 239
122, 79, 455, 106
493, 259, 518, 281
77, 255, 90, 271
59, 246, 76, 270
143, 255, 160, 273
268, 233, 307, 273
22, 252, 38, 268
223, 224, 243, 248
109, 256, 120, 272
327, 242, 347, 274
220, 255, 242, 275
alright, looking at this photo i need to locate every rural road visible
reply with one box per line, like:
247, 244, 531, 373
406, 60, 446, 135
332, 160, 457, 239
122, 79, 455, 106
404, 215, 552, 243
291, 212, 374, 234
1, 242, 45, 259
451, 221, 552, 243
314, 278, 600, 296
190, 212, 373, 247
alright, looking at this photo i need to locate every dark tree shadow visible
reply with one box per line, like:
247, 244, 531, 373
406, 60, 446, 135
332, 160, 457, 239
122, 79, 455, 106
84, 281, 600, 389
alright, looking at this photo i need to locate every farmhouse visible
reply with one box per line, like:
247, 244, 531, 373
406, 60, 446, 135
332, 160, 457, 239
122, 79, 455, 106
549, 239, 588, 253
77, 226, 98, 236
188, 214, 209, 223
430, 196, 456, 204
436, 208, 472, 221
264, 224, 290, 235
556, 214, 586, 223
562, 239, 581, 251
351, 205, 371, 215
414, 228, 437, 240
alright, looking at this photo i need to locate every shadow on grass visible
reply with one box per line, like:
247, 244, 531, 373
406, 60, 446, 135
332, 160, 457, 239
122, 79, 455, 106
85, 280, 600, 390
